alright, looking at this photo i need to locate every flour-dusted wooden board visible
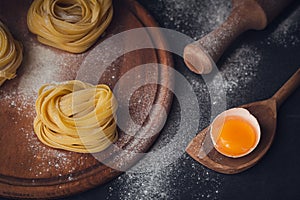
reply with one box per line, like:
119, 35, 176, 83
0, 0, 174, 198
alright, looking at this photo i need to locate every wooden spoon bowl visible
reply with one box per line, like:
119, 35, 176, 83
186, 68, 300, 174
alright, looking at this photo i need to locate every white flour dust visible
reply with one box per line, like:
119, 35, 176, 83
18, 41, 63, 97
0, 41, 63, 114
220, 44, 261, 93
147, 0, 231, 39
265, 7, 300, 47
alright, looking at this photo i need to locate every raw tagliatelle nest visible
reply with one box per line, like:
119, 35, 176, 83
0, 21, 23, 86
34, 80, 118, 153
27, 0, 113, 53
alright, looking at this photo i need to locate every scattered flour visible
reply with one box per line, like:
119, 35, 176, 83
266, 6, 300, 47
187, 44, 261, 102
18, 41, 64, 97
145, 0, 231, 40
0, 41, 65, 115
108, 155, 221, 200
220, 44, 261, 93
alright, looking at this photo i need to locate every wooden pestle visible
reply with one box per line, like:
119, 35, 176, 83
183, 0, 295, 74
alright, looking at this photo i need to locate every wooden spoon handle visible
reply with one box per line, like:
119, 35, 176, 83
272, 68, 300, 108
183, 0, 267, 74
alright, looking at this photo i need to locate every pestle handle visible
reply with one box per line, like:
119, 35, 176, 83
183, 0, 268, 74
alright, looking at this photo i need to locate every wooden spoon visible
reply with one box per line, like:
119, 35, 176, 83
186, 68, 300, 174
183, 0, 294, 74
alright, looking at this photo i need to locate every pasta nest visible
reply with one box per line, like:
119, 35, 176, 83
27, 0, 113, 53
0, 21, 23, 86
34, 80, 118, 153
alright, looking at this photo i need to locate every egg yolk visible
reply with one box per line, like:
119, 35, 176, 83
215, 116, 257, 157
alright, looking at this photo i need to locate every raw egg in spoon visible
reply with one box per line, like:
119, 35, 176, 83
210, 108, 261, 158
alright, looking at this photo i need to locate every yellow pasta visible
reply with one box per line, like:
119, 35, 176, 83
27, 0, 113, 53
0, 21, 23, 86
34, 80, 118, 153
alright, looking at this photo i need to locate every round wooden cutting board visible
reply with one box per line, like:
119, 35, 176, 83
0, 0, 174, 198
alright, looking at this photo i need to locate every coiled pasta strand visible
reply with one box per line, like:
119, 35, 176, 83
27, 0, 113, 53
0, 21, 23, 86
34, 80, 118, 153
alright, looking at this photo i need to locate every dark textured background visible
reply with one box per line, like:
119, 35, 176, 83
2, 0, 300, 199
